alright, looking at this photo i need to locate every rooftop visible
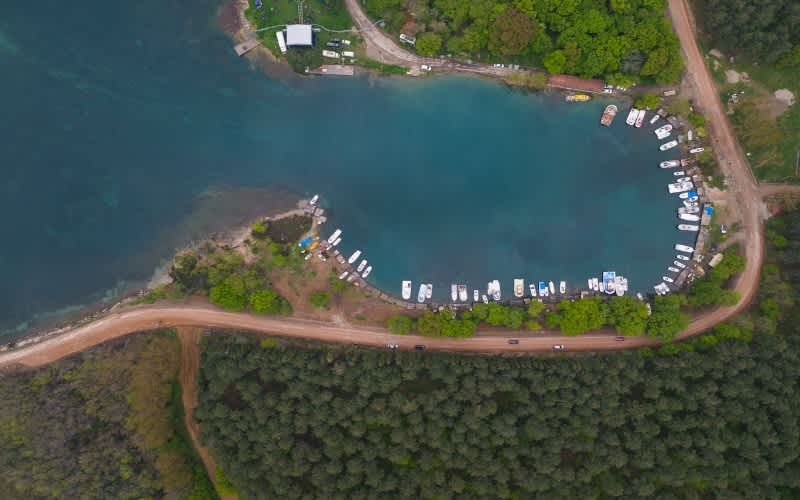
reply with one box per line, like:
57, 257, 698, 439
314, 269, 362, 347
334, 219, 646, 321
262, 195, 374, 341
286, 24, 313, 47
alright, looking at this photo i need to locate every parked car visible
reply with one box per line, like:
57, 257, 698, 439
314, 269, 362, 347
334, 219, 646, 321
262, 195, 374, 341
420, 64, 432, 71
615, 336, 625, 341
720, 224, 728, 234
553, 344, 565, 350
414, 344, 426, 350
508, 339, 519, 345
386, 343, 399, 349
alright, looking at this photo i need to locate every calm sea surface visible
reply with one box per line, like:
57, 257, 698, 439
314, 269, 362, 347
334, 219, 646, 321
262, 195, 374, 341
0, 0, 693, 338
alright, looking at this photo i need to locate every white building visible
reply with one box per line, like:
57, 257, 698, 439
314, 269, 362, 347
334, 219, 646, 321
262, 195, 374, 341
285, 24, 313, 47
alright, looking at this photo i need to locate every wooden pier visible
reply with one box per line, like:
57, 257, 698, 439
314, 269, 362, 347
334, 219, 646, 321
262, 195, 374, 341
234, 39, 261, 57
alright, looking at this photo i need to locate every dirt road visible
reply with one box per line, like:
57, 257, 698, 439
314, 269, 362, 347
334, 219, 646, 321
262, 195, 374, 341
667, 0, 765, 332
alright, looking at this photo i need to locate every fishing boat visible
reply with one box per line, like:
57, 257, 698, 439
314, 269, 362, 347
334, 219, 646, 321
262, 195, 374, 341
676, 254, 690, 261
327, 229, 342, 244
426, 284, 433, 299
660, 140, 679, 151
514, 279, 524, 298
678, 224, 700, 232
451, 284, 458, 302
679, 213, 700, 222
672, 170, 686, 177
539, 281, 548, 296
591, 277, 599, 291
559, 281, 566, 294
548, 281, 556, 295
566, 94, 591, 102
458, 285, 468, 302
663, 276, 675, 283
529, 283, 537, 297
482, 294, 489, 304
402, 281, 412, 300
660, 160, 680, 168
654, 123, 673, 139
474, 289, 479, 302
309, 194, 319, 205
635, 109, 646, 128
667, 266, 680, 273
600, 104, 618, 126
339, 271, 349, 280
347, 250, 361, 264
625, 107, 639, 126
603, 271, 616, 295
357, 259, 368, 272
675, 244, 695, 253
673, 260, 687, 268
417, 284, 426, 303
362, 266, 372, 278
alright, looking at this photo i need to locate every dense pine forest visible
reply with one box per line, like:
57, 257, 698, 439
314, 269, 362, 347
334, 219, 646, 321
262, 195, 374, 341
0, 331, 216, 499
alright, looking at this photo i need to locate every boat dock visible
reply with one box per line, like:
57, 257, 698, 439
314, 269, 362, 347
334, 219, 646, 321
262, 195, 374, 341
234, 39, 262, 57
308, 65, 354, 76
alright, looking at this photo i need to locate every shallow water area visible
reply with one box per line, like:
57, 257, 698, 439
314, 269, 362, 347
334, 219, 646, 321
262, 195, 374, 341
0, 0, 692, 337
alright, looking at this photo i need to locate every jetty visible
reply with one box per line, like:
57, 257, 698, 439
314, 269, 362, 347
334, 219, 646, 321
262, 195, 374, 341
234, 39, 262, 57
308, 65, 354, 76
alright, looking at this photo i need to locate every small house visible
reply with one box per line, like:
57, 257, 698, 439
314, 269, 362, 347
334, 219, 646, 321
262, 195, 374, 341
285, 24, 313, 47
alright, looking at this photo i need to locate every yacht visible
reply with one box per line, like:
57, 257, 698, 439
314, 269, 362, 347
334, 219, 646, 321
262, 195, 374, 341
662, 276, 675, 283
668, 181, 694, 194
660, 140, 678, 151
559, 281, 566, 294
603, 271, 616, 295
660, 160, 680, 168
357, 259, 368, 273
451, 284, 458, 302
327, 229, 342, 244
362, 266, 372, 278
679, 213, 700, 222
347, 250, 362, 264
654, 123, 673, 139
417, 284, 427, 303
667, 266, 680, 273
678, 224, 700, 232
474, 289, 479, 302
458, 285, 468, 302
426, 284, 433, 299
635, 109, 646, 128
676, 254, 690, 261
539, 281, 548, 296
529, 283, 537, 297
675, 243, 695, 253
673, 260, 687, 269
615, 276, 628, 296
548, 281, 555, 295
514, 279, 524, 298
625, 108, 638, 126
600, 104, 618, 126
679, 190, 698, 199
679, 206, 701, 215
683, 200, 700, 209
402, 281, 412, 300
492, 280, 502, 301
339, 271, 349, 280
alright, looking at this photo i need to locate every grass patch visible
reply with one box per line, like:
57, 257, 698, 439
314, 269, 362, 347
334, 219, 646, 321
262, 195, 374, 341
357, 58, 408, 75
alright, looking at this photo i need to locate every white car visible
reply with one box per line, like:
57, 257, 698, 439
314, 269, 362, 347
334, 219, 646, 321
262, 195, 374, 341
420, 64, 432, 71
553, 344, 565, 351
386, 343, 399, 349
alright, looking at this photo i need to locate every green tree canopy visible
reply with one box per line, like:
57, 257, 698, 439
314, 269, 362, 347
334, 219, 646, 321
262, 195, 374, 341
416, 33, 443, 56
547, 297, 606, 335
387, 315, 415, 334
607, 296, 649, 335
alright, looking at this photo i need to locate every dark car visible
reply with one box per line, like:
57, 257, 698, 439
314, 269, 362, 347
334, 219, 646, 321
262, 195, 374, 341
508, 339, 520, 345
615, 336, 625, 341
326, 41, 342, 49
414, 345, 426, 350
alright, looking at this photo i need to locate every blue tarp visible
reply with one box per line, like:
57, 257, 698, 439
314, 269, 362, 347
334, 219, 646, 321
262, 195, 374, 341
704, 205, 714, 215
298, 236, 312, 248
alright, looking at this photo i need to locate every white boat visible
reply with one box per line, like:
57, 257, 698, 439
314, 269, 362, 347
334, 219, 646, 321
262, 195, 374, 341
678, 224, 700, 232
417, 284, 426, 303
675, 244, 695, 253
539, 281, 548, 296
683, 200, 700, 209
357, 259, 368, 272
649, 113, 661, 125
426, 284, 433, 299
492, 280, 501, 301
402, 281, 412, 300
603, 272, 616, 295
529, 283, 537, 297
347, 250, 362, 264
327, 229, 342, 244
679, 213, 700, 222
332, 238, 342, 247
339, 271, 349, 280
660, 160, 680, 168
309, 194, 319, 205
660, 140, 678, 151
667, 266, 680, 273
615, 276, 628, 296
599, 282, 606, 293
346, 274, 356, 282
668, 181, 694, 194
673, 170, 686, 177
654, 124, 673, 139
474, 289, 479, 302
675, 176, 691, 183
676, 254, 690, 261
548, 281, 555, 295
679, 206, 701, 215
591, 277, 599, 291
625, 107, 639, 126
362, 266, 372, 278
654, 282, 670, 295
587, 278, 593, 289
514, 279, 524, 298
451, 284, 458, 302
635, 109, 646, 128
679, 191, 698, 199
690, 147, 705, 154
458, 285, 468, 302
559, 281, 566, 294
636, 292, 644, 300
482, 294, 489, 304
673, 260, 687, 268
663, 276, 675, 283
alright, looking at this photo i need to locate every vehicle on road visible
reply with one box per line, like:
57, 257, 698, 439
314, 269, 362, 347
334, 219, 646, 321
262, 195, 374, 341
553, 344, 565, 350
386, 343, 399, 349
508, 339, 520, 345
615, 336, 625, 341
414, 344, 425, 350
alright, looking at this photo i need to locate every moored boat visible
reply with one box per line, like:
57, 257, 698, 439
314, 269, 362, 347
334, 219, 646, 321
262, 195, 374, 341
347, 250, 361, 264
672, 170, 686, 177
675, 176, 691, 183
566, 94, 591, 102
559, 281, 566, 294
668, 266, 680, 273
426, 284, 433, 299
332, 237, 342, 247
539, 281, 548, 296
591, 277, 599, 291
663, 276, 675, 283
599, 282, 606, 293
309, 194, 319, 205
660, 140, 679, 151
668, 181, 694, 194
357, 259, 368, 272
417, 284, 426, 303
678, 224, 700, 232
451, 284, 458, 302
635, 109, 646, 127
402, 280, 412, 300
675, 243, 695, 253
654, 123, 673, 139
676, 254, 690, 261
474, 289, 479, 302
514, 279, 524, 298
327, 229, 342, 244
482, 294, 489, 304
587, 278, 593, 290
458, 284, 468, 302
603, 271, 616, 295
600, 104, 618, 126
492, 280, 501, 301
529, 283, 536, 297
339, 271, 349, 280
362, 266, 372, 278
673, 260, 687, 268
679, 213, 700, 222
660, 160, 680, 168
679, 206, 701, 215
625, 107, 639, 126
548, 281, 555, 295
649, 113, 661, 125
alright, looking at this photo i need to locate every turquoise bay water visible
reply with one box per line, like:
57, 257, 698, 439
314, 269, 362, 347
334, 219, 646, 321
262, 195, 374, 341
0, 0, 692, 338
